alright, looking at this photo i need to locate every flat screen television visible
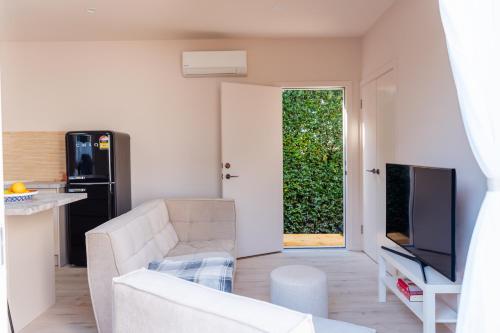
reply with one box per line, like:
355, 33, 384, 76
385, 163, 456, 282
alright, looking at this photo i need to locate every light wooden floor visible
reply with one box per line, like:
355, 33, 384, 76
20, 250, 452, 333
20, 267, 96, 333
284, 234, 345, 247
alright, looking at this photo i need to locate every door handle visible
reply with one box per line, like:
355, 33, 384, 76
366, 168, 380, 175
225, 174, 239, 179
68, 188, 86, 193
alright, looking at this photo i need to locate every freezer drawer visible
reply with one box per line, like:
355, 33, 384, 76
67, 183, 115, 266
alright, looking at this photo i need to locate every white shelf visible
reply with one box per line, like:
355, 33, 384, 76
381, 248, 461, 294
382, 275, 457, 323
378, 247, 462, 333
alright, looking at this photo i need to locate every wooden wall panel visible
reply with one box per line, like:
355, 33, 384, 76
3, 132, 66, 182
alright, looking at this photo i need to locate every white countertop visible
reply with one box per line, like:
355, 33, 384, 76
5, 193, 87, 216
5, 181, 66, 189
24, 181, 66, 189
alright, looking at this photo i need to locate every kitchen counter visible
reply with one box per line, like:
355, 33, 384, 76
5, 192, 86, 331
5, 192, 86, 216
5, 183, 71, 269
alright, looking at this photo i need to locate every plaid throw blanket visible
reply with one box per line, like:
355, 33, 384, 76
148, 257, 234, 292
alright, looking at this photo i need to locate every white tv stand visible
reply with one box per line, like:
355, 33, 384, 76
378, 247, 462, 333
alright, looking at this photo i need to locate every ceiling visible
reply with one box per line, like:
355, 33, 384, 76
0, 0, 395, 41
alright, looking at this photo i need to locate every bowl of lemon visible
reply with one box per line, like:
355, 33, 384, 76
4, 182, 38, 203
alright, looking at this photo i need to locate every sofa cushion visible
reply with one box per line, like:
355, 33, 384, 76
166, 199, 236, 242
167, 251, 233, 262
113, 269, 316, 333
167, 240, 236, 258
105, 199, 179, 274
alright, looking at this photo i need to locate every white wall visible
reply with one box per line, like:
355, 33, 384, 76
362, 0, 486, 277
0, 39, 361, 220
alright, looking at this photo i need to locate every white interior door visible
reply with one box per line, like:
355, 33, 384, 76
221, 82, 283, 258
361, 70, 396, 261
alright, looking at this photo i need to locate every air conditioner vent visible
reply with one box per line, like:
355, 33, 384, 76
182, 51, 247, 77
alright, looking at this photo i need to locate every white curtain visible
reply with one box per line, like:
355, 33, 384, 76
439, 1, 500, 332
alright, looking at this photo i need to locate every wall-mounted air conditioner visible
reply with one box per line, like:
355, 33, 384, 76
182, 50, 247, 77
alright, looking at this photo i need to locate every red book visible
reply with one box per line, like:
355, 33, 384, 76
397, 278, 423, 295
396, 278, 423, 302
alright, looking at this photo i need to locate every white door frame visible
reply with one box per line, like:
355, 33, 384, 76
361, 61, 397, 87
0, 72, 8, 333
273, 81, 360, 251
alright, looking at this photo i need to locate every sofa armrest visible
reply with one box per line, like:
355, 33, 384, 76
86, 232, 120, 333
112, 269, 315, 333
165, 198, 236, 243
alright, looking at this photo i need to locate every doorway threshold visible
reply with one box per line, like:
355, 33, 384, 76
283, 233, 345, 248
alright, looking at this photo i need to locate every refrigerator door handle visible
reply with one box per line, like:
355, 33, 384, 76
68, 188, 86, 193
68, 182, 115, 185
108, 184, 114, 219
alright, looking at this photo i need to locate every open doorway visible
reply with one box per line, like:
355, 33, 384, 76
282, 88, 346, 248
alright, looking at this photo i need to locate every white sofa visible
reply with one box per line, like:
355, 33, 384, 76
86, 198, 237, 333
113, 269, 376, 333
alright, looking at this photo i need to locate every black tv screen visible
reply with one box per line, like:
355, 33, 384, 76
386, 163, 456, 282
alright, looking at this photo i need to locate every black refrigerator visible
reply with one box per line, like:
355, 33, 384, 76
66, 131, 131, 266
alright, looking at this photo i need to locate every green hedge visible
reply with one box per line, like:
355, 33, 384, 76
283, 89, 344, 234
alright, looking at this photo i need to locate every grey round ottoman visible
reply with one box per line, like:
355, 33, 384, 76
270, 265, 329, 318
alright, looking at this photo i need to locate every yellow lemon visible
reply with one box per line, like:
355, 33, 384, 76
10, 182, 27, 194
4, 189, 12, 194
